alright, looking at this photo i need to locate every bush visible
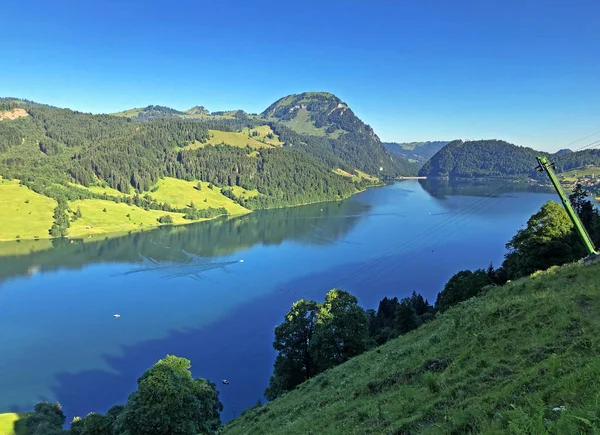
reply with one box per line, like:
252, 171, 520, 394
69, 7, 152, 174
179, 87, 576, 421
157, 215, 173, 224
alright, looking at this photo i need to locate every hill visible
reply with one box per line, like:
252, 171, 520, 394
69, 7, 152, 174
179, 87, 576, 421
383, 141, 449, 166
419, 139, 600, 179
223, 260, 600, 434
261, 92, 416, 177
0, 95, 407, 240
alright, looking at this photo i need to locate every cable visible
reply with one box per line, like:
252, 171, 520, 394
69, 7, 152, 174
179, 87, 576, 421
353, 191, 512, 289
349, 186, 512, 288
572, 139, 600, 152
557, 130, 600, 152
323, 180, 515, 290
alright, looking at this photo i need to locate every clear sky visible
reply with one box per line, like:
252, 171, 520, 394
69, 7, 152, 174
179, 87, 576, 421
2, 0, 599, 151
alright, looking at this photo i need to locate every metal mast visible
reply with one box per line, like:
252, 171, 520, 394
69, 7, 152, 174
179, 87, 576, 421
536, 156, 598, 256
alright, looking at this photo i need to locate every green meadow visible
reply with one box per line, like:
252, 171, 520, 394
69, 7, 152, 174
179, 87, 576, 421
149, 178, 250, 214
0, 180, 57, 241
224, 260, 600, 434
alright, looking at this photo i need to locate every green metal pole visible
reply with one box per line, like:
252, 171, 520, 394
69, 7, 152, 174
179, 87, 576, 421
536, 156, 598, 256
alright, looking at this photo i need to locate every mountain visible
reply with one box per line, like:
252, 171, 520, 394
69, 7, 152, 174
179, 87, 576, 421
556, 148, 573, 154
419, 139, 600, 179
383, 141, 449, 167
223, 260, 600, 434
112, 92, 417, 178
185, 105, 210, 116
261, 92, 416, 177
0, 95, 412, 240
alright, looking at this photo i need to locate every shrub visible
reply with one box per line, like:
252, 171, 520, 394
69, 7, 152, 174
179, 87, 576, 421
157, 215, 173, 224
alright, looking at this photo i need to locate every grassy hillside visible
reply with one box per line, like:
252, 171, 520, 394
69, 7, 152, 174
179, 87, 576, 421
0, 179, 57, 241
0, 413, 28, 435
184, 127, 282, 150
0, 177, 250, 241
148, 178, 249, 214
224, 260, 600, 435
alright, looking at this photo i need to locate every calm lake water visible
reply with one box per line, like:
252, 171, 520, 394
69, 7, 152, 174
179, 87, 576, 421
0, 180, 557, 422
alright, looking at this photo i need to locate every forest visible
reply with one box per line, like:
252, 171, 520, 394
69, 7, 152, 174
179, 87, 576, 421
0, 98, 395, 219
419, 139, 600, 179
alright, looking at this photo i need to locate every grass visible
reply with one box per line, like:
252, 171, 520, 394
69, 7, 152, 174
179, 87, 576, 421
0, 413, 28, 435
68, 182, 131, 197
184, 129, 279, 150
333, 169, 380, 184
230, 185, 260, 201
148, 178, 249, 214
241, 125, 284, 146
67, 199, 189, 237
223, 260, 600, 434
283, 108, 328, 136
0, 179, 57, 241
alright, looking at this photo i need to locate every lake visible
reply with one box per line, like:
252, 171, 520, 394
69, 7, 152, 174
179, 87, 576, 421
0, 179, 557, 422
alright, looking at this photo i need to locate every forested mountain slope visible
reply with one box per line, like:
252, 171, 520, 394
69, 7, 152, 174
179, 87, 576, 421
0, 95, 416, 240
419, 139, 600, 179
223, 260, 600, 434
260, 92, 416, 177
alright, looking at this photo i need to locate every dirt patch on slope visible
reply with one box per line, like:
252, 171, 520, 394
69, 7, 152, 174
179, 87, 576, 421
0, 108, 28, 121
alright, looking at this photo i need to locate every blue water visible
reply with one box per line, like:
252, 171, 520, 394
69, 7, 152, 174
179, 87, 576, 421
0, 180, 557, 422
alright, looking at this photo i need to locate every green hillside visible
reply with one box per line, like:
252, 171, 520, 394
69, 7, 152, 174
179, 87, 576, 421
261, 92, 416, 177
224, 260, 600, 435
419, 139, 600, 179
1, 96, 390, 239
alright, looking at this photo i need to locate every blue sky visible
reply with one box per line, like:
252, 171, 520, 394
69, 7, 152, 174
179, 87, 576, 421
1, 0, 599, 151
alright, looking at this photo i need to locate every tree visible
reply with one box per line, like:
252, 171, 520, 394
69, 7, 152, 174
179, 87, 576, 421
157, 215, 173, 224
502, 201, 584, 279
265, 299, 319, 400
394, 301, 420, 334
75, 206, 83, 218
312, 289, 370, 372
435, 269, 492, 311
195, 182, 202, 191
81, 413, 113, 435
569, 184, 599, 241
116, 355, 222, 435
26, 402, 66, 435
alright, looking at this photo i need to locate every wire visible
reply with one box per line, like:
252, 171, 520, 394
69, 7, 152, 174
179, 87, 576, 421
558, 130, 600, 152
571, 139, 600, 152
349, 186, 512, 288
353, 192, 512, 289
323, 179, 515, 290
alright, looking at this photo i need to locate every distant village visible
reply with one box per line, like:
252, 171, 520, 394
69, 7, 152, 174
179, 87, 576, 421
558, 171, 600, 199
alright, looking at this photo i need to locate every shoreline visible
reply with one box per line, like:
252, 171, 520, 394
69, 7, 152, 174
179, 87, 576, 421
0, 183, 384, 247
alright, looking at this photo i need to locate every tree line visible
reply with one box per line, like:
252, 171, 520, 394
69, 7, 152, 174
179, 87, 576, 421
0, 103, 380, 215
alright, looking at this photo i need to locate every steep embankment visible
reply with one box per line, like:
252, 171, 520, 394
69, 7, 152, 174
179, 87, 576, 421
224, 261, 600, 434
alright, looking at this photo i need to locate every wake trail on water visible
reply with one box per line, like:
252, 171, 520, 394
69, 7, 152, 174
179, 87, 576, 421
114, 250, 243, 281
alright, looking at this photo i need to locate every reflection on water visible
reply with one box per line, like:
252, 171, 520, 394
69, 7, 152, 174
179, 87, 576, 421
0, 180, 561, 422
0, 199, 370, 283
419, 178, 553, 199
